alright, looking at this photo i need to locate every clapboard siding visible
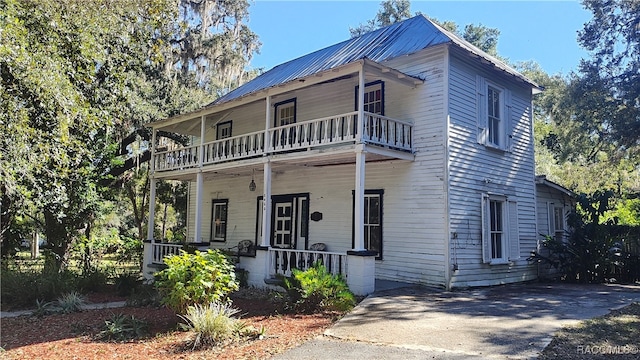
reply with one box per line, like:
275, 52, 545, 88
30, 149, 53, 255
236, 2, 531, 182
184, 48, 450, 288
447, 52, 537, 288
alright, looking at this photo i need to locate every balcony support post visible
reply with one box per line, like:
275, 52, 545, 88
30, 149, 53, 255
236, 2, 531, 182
353, 144, 366, 251
260, 159, 272, 248
193, 171, 204, 243
147, 177, 156, 242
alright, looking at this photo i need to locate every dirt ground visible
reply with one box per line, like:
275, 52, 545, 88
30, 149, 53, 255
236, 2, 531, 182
1, 289, 340, 360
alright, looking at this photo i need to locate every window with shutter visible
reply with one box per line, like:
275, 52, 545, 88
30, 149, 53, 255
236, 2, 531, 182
481, 193, 518, 264
476, 76, 512, 152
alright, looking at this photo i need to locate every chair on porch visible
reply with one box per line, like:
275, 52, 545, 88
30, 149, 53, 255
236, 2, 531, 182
237, 240, 256, 257
305, 242, 327, 269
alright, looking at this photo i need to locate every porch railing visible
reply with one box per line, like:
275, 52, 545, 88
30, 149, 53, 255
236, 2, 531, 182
362, 113, 413, 151
268, 248, 347, 278
151, 243, 183, 264
268, 112, 357, 152
153, 111, 413, 171
203, 130, 265, 164
154, 144, 199, 171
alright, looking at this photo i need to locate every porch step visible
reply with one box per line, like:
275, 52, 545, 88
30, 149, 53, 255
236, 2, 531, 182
264, 277, 284, 286
147, 263, 168, 270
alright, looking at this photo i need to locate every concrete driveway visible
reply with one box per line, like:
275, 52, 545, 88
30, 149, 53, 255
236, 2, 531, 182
275, 282, 640, 359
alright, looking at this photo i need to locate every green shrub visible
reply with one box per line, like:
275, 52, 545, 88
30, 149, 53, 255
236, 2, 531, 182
97, 313, 149, 341
154, 249, 239, 313
281, 262, 355, 313
76, 267, 110, 293
126, 284, 161, 307
179, 302, 259, 349
0, 266, 78, 308
114, 271, 142, 296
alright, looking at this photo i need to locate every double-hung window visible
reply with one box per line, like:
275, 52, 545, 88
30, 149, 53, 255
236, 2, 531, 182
352, 189, 384, 259
274, 98, 297, 147
481, 194, 519, 264
477, 76, 511, 151
211, 199, 228, 242
548, 203, 566, 242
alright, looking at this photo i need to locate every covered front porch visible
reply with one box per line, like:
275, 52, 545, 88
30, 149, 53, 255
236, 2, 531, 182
142, 58, 422, 295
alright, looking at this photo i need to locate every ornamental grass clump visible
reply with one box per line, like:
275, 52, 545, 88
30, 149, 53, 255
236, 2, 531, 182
154, 249, 239, 314
56, 291, 86, 313
179, 302, 260, 349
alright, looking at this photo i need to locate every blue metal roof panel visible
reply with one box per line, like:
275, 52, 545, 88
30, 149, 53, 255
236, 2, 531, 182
212, 15, 450, 105
210, 15, 538, 106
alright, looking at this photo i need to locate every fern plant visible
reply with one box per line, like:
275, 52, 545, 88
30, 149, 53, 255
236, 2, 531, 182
282, 262, 355, 313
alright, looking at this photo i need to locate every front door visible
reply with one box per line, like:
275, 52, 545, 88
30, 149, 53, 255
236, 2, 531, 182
273, 200, 294, 248
269, 194, 309, 249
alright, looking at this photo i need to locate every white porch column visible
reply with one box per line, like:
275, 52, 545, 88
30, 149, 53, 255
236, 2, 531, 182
192, 115, 206, 243
260, 159, 272, 247
147, 178, 157, 241
353, 145, 366, 251
356, 64, 365, 142
193, 172, 204, 243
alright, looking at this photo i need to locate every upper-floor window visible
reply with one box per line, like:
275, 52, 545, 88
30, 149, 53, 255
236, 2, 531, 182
216, 121, 232, 140
356, 81, 385, 115
477, 76, 511, 151
274, 98, 296, 126
481, 193, 520, 264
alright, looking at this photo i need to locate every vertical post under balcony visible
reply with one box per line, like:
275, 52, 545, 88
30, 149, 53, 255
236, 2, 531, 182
193, 115, 206, 243
356, 64, 365, 143
147, 178, 156, 241
261, 159, 272, 248
353, 145, 366, 251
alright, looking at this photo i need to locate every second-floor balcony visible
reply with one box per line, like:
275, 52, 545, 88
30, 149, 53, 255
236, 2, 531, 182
153, 111, 413, 173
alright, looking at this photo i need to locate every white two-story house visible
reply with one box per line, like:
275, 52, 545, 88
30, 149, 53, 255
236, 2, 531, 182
142, 15, 543, 294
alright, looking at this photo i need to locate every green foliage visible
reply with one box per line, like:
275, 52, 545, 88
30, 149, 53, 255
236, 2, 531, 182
0, 264, 77, 307
56, 291, 86, 313
114, 271, 142, 297
154, 249, 239, 314
530, 191, 640, 283
31, 299, 55, 317
125, 284, 162, 308
178, 302, 256, 349
75, 267, 110, 293
350, 0, 411, 37
98, 313, 150, 341
281, 262, 355, 313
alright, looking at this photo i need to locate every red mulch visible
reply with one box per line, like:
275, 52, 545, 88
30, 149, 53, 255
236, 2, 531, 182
1, 289, 339, 360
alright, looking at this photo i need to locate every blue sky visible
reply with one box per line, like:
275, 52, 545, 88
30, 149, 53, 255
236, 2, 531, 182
248, 1, 592, 75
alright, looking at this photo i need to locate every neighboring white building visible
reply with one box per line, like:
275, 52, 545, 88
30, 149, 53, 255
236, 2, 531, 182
143, 15, 545, 294
534, 175, 576, 279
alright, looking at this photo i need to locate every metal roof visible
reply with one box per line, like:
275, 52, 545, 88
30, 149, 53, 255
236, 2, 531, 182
210, 15, 539, 107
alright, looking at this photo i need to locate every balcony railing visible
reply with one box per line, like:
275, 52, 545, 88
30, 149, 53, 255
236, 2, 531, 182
153, 111, 412, 172
269, 248, 347, 278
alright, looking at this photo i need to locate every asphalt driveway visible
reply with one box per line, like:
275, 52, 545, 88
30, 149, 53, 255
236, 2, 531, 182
275, 282, 640, 359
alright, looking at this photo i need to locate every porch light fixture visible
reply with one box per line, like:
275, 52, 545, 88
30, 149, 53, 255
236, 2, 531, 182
249, 169, 256, 192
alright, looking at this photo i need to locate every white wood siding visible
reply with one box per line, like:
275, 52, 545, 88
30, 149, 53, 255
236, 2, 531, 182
184, 47, 450, 287
447, 52, 537, 288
